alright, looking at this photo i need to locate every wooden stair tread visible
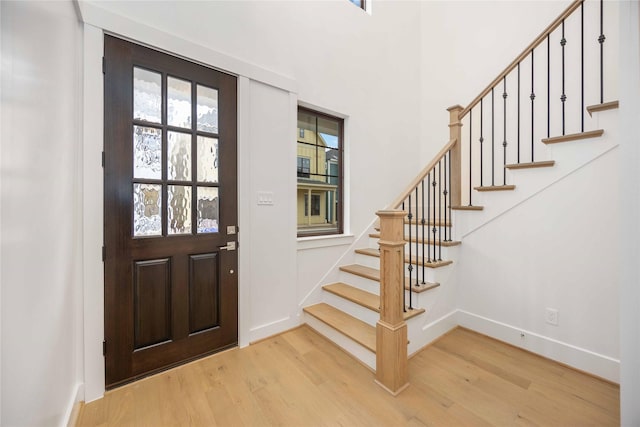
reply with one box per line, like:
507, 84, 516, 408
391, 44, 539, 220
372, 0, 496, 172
367, 233, 461, 247
505, 160, 555, 169
451, 205, 484, 211
340, 263, 441, 293
303, 303, 376, 352
542, 129, 604, 144
474, 185, 516, 192
349, 249, 453, 270
587, 100, 618, 116
323, 282, 425, 320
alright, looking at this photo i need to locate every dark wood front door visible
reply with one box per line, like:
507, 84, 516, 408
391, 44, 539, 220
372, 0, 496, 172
103, 35, 238, 388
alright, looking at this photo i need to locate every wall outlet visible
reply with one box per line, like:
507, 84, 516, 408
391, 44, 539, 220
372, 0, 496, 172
545, 307, 559, 326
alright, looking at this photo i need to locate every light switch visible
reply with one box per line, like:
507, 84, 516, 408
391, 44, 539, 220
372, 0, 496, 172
257, 191, 274, 206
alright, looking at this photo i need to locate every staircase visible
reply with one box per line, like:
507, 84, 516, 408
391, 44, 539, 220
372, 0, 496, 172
303, 218, 456, 368
301, 0, 619, 392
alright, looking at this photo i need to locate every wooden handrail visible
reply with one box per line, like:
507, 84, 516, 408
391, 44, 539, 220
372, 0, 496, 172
460, 0, 584, 118
388, 139, 457, 209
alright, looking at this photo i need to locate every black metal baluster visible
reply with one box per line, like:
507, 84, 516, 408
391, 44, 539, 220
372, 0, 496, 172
530, 49, 535, 163
503, 77, 508, 185
421, 179, 426, 283
415, 186, 419, 288
581, 1, 585, 132
407, 195, 413, 308
427, 171, 431, 263
432, 171, 437, 265
468, 110, 473, 206
438, 160, 442, 261
599, 0, 605, 104
401, 201, 406, 311
517, 62, 521, 163
480, 98, 484, 187
491, 87, 495, 186
443, 152, 448, 243
561, 19, 567, 135
447, 150, 452, 241
547, 34, 551, 138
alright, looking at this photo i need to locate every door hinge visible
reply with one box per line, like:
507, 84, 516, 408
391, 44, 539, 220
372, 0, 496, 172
102, 57, 106, 74
101, 151, 105, 167
103, 340, 107, 356
102, 246, 106, 262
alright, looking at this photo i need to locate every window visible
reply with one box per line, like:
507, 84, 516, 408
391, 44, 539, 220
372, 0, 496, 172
297, 157, 310, 178
349, 0, 366, 10
311, 194, 321, 216
297, 107, 343, 236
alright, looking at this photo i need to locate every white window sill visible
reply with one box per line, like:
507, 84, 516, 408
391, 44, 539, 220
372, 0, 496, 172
297, 234, 355, 251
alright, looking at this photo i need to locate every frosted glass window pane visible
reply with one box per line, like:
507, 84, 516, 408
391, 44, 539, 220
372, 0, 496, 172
197, 85, 218, 133
168, 185, 192, 235
197, 187, 218, 233
133, 183, 162, 236
133, 126, 162, 179
167, 131, 191, 181
168, 77, 192, 129
133, 67, 161, 123
197, 136, 218, 183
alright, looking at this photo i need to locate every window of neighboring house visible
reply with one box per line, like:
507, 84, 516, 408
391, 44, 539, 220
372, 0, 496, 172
311, 194, 321, 216
297, 107, 343, 237
349, 0, 366, 10
297, 157, 310, 178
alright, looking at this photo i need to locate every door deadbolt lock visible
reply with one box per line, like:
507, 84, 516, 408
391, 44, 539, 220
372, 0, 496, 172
219, 241, 237, 251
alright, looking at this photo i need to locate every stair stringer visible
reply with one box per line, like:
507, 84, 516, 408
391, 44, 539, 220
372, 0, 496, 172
453, 107, 619, 240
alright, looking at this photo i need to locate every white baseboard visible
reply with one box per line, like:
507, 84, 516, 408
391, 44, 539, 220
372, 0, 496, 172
248, 316, 298, 345
408, 310, 458, 356
457, 310, 620, 383
61, 382, 84, 427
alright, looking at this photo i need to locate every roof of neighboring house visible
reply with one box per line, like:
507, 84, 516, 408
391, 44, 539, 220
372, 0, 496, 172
326, 148, 339, 162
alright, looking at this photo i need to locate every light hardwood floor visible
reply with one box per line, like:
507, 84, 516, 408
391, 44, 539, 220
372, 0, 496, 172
77, 326, 619, 426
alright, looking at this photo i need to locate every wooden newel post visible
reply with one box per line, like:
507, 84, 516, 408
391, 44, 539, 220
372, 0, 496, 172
375, 210, 409, 395
447, 105, 463, 207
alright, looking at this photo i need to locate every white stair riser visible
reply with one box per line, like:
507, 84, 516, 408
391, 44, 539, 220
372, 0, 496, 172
321, 291, 380, 326
337, 270, 380, 294
352, 256, 449, 283
367, 239, 457, 259
303, 313, 376, 370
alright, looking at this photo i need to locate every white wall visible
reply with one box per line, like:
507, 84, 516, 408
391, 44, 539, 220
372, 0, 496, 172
78, 0, 424, 400
619, 0, 640, 423
1, 1, 83, 425
420, 1, 572, 162
456, 144, 620, 381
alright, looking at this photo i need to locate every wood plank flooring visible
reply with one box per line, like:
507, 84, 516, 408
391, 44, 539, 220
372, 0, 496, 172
77, 326, 619, 426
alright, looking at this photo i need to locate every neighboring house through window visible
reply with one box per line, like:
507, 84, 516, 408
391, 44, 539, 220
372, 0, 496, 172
296, 107, 343, 236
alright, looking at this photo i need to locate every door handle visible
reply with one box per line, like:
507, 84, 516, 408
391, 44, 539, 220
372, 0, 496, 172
219, 241, 237, 251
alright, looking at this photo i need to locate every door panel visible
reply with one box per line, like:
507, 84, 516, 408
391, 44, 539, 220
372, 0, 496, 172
104, 35, 238, 388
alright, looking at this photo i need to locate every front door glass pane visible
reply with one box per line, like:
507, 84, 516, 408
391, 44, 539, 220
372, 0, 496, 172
133, 126, 162, 179
197, 136, 218, 183
133, 67, 162, 123
197, 187, 218, 233
197, 85, 218, 133
167, 76, 192, 129
133, 183, 162, 236
168, 185, 192, 235
167, 131, 192, 181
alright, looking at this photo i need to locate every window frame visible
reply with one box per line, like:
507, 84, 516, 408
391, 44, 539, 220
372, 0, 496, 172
348, 0, 366, 11
296, 106, 344, 238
